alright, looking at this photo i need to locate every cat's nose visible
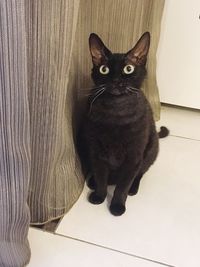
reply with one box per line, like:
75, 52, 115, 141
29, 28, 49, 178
113, 79, 123, 87
113, 78, 122, 86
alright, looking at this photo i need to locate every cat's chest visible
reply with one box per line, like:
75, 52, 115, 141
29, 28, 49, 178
101, 94, 135, 113
94, 126, 135, 168
89, 94, 141, 125
98, 136, 126, 169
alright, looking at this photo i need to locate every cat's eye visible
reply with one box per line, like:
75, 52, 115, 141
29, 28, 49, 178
123, 65, 135, 74
99, 65, 109, 75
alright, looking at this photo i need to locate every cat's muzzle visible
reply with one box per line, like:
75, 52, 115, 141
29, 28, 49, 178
109, 84, 126, 96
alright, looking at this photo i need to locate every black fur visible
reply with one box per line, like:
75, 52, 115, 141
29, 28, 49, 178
77, 32, 168, 216
158, 126, 169, 138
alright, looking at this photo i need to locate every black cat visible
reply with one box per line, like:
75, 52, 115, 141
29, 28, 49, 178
77, 32, 169, 216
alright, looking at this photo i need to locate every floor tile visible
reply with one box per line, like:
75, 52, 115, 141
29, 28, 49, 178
57, 136, 200, 267
157, 105, 200, 140
28, 228, 164, 267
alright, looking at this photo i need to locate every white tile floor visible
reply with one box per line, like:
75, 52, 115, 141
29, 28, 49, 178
28, 106, 200, 267
28, 228, 165, 267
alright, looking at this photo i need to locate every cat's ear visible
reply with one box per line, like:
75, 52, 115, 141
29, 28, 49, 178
89, 33, 112, 66
126, 32, 150, 65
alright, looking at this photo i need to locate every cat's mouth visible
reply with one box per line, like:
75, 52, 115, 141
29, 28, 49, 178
106, 83, 123, 95
109, 89, 123, 96
108, 84, 135, 96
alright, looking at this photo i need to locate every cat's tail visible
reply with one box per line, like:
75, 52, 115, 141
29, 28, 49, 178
158, 126, 170, 138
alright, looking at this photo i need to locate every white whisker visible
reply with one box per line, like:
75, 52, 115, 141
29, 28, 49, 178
79, 83, 106, 92
93, 87, 106, 95
126, 87, 138, 97
126, 86, 139, 91
78, 85, 106, 98
89, 88, 106, 113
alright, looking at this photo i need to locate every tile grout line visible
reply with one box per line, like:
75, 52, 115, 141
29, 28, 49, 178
167, 134, 200, 142
53, 231, 176, 267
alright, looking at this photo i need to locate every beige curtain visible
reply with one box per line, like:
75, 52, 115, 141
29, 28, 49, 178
74, 0, 165, 121
0, 0, 83, 266
0, 0, 164, 266
24, 0, 84, 225
0, 1, 31, 266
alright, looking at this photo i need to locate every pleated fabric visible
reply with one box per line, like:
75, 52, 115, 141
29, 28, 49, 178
74, 0, 165, 121
0, 1, 31, 266
24, 0, 84, 224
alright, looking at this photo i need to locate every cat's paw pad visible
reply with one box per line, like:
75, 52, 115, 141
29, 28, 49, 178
110, 203, 126, 216
88, 192, 105, 205
87, 176, 96, 190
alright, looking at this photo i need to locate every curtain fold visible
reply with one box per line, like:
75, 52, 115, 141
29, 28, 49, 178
24, 0, 84, 224
74, 0, 165, 121
0, 1, 31, 266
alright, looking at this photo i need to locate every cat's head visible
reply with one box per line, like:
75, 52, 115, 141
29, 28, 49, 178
89, 32, 150, 95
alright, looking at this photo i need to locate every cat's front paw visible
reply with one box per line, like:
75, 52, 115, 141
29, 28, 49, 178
110, 203, 126, 216
88, 192, 105, 205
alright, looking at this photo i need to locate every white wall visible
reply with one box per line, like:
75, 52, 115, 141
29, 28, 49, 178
157, 0, 200, 109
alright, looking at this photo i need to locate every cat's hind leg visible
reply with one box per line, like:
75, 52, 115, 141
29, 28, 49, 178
128, 130, 159, 197
128, 173, 143, 196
